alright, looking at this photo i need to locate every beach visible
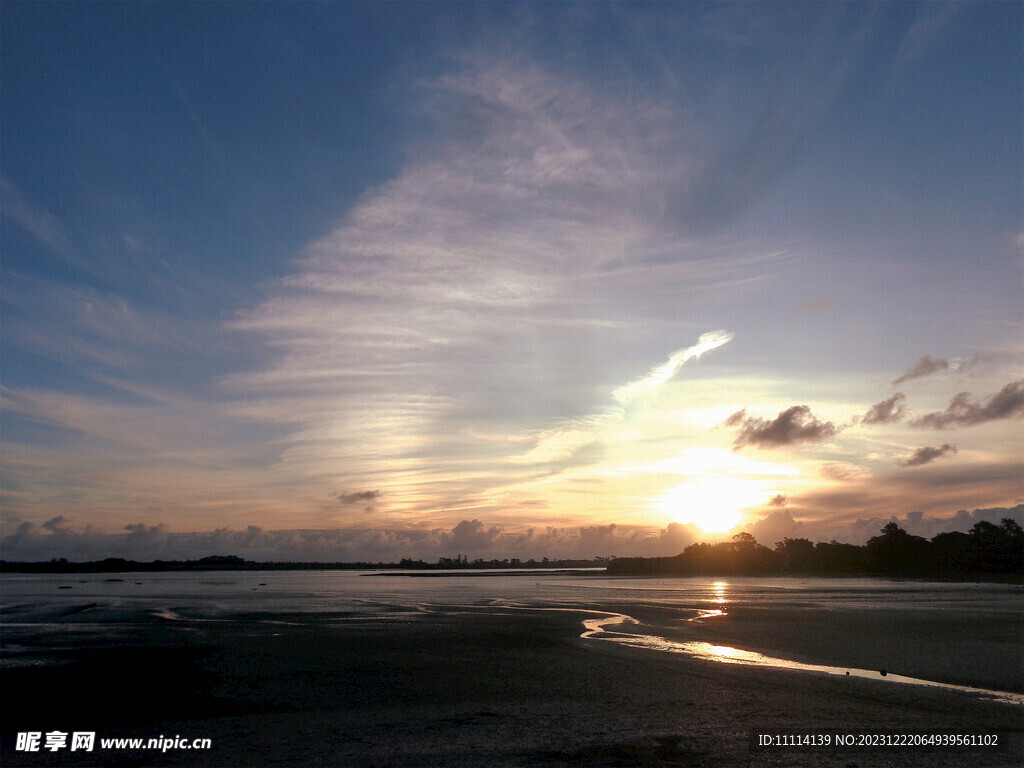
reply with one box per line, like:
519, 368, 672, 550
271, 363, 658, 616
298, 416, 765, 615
2, 573, 1021, 767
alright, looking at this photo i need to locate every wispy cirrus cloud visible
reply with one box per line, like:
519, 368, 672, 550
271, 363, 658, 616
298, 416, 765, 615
887, 1, 964, 91
0, 176, 78, 259
613, 331, 734, 405
4, 5, 1019, 556
508, 330, 735, 466
223, 52, 760, 525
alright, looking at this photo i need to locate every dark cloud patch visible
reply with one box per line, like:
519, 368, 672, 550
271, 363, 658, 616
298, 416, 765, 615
893, 355, 948, 385
336, 490, 381, 505
722, 408, 747, 427
336, 490, 381, 513
769, 494, 787, 507
731, 405, 838, 450
899, 443, 957, 468
910, 380, 1024, 429
42, 516, 70, 532
861, 393, 906, 425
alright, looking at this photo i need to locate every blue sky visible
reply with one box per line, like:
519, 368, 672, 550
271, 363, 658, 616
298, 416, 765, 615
2, 2, 1022, 561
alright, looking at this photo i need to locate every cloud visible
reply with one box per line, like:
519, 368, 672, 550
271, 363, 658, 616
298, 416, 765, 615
0, 176, 78, 258
221, 51, 710, 517
949, 353, 989, 374
791, 464, 1023, 539
0, 46, 767, 542
655, 522, 698, 555
336, 490, 381, 513
507, 428, 597, 465
676, 5, 881, 230
6, 17, 1018, 559
336, 490, 381, 505
887, 1, 964, 90
577, 523, 620, 551
910, 380, 1024, 429
898, 444, 957, 468
837, 505, 1024, 546
722, 408, 747, 427
172, 82, 232, 169
743, 502, 1024, 550
747, 508, 804, 547
893, 355, 948, 385
447, 519, 503, 551
510, 329, 734, 465
612, 330, 735, 405
861, 393, 906, 425
818, 463, 872, 483
6, 498, 1021, 561
0, 515, 703, 562
768, 494, 787, 508
730, 405, 839, 450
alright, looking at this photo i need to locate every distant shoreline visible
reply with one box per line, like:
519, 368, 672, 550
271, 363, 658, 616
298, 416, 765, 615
0, 555, 610, 574
1, 560, 1021, 584
2, 518, 1022, 581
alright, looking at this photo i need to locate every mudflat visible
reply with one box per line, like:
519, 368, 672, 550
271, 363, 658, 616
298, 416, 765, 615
3, 602, 1021, 767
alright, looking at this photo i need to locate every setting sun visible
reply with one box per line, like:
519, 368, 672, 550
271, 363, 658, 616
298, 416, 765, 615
662, 478, 761, 533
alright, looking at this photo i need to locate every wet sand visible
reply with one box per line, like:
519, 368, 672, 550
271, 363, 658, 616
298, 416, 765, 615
3, 603, 1021, 767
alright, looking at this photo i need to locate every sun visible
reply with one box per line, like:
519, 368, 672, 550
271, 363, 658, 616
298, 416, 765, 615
661, 478, 759, 533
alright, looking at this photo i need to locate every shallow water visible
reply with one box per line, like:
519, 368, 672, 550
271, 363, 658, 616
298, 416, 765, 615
3, 570, 1021, 703
580, 612, 1024, 705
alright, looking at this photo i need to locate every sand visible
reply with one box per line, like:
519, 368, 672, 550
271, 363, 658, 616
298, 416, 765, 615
3, 602, 1022, 767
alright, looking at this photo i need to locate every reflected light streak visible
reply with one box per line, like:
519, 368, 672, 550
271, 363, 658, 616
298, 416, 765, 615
709, 644, 739, 659
580, 614, 1024, 706
711, 581, 728, 605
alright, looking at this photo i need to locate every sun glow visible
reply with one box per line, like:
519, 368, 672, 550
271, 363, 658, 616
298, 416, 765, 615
662, 478, 761, 533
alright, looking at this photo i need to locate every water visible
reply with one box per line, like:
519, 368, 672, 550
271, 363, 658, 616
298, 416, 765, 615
3, 570, 1021, 704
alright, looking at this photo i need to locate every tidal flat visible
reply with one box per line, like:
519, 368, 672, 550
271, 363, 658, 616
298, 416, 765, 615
2, 572, 1021, 767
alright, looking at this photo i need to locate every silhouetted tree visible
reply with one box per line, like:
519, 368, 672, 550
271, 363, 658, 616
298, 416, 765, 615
930, 530, 972, 574
775, 537, 816, 572
967, 519, 1024, 573
813, 541, 870, 574
866, 523, 930, 574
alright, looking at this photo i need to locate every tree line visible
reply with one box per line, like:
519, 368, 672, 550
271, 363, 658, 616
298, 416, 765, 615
606, 519, 1024, 578
0, 554, 610, 574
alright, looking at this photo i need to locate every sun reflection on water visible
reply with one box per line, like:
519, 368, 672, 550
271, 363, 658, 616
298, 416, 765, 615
711, 581, 728, 605
709, 644, 739, 659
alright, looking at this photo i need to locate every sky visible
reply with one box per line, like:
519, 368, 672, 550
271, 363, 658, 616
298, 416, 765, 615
2, 1, 1022, 562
